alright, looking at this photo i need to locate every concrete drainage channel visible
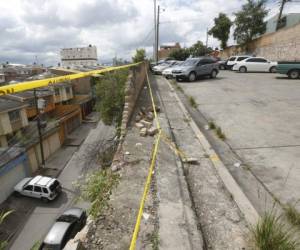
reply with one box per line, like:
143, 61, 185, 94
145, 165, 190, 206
153, 75, 255, 249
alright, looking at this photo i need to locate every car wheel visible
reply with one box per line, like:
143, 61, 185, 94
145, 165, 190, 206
188, 72, 196, 82
41, 197, 49, 203
13, 191, 21, 197
270, 66, 277, 73
210, 70, 218, 79
239, 66, 247, 73
176, 76, 182, 82
288, 70, 300, 79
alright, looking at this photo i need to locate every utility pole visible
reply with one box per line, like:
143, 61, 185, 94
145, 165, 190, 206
206, 27, 209, 48
276, 0, 290, 30
33, 89, 45, 168
156, 5, 160, 63
154, 0, 157, 62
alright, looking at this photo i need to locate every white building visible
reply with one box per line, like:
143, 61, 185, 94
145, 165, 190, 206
60, 45, 98, 67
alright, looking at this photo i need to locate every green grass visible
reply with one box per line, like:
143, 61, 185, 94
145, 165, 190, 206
81, 169, 120, 218
188, 96, 198, 108
252, 212, 299, 250
216, 127, 226, 140
30, 241, 41, 250
150, 231, 159, 250
285, 203, 300, 228
208, 121, 216, 130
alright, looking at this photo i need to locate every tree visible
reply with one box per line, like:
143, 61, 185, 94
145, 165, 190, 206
132, 48, 146, 63
233, 0, 268, 46
208, 13, 232, 49
189, 41, 210, 57
169, 48, 190, 61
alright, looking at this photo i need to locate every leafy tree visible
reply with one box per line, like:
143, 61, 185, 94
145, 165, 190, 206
189, 41, 210, 57
132, 48, 146, 63
233, 0, 268, 46
169, 48, 190, 61
209, 13, 232, 49
95, 69, 128, 126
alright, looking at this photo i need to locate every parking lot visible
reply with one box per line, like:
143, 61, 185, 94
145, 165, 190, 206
177, 70, 300, 213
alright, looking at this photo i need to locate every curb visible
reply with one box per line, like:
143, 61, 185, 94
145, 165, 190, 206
164, 78, 260, 227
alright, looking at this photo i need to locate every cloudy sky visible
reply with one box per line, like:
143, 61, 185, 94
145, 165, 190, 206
1, 0, 300, 65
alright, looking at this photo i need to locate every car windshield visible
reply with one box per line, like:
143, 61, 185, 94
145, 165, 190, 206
49, 180, 59, 191
182, 59, 198, 66
57, 215, 77, 223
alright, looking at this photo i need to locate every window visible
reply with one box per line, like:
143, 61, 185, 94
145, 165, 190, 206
34, 186, 42, 192
228, 57, 236, 61
8, 110, 20, 122
246, 58, 267, 63
42, 188, 49, 194
24, 185, 33, 191
237, 57, 249, 61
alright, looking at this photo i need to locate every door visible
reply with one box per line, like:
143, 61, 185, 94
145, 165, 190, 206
196, 59, 209, 76
22, 184, 34, 197
255, 58, 269, 71
32, 185, 43, 198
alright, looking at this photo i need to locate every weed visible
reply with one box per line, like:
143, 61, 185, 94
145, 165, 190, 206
176, 85, 184, 92
30, 241, 41, 250
252, 212, 299, 250
183, 117, 190, 123
208, 121, 216, 130
285, 203, 300, 228
81, 169, 120, 218
188, 96, 198, 108
216, 127, 226, 140
150, 231, 159, 250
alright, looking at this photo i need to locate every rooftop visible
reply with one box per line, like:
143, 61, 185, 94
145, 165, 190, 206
0, 97, 27, 113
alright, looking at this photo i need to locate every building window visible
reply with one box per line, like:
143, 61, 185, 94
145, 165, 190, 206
8, 110, 20, 122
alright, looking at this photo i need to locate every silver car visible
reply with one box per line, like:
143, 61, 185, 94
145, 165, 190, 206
172, 57, 219, 82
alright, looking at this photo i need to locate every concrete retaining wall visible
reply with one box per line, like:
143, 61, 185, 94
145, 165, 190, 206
220, 23, 300, 61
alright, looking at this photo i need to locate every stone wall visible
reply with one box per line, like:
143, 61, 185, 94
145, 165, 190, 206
120, 62, 148, 137
220, 23, 300, 61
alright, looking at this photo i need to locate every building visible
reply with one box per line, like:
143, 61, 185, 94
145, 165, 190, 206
0, 73, 5, 84
265, 13, 300, 34
0, 98, 29, 147
60, 45, 98, 67
158, 42, 181, 60
51, 82, 74, 104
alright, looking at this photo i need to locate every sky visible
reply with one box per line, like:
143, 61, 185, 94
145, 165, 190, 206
0, 0, 300, 66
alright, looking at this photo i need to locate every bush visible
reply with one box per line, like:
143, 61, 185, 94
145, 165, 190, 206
95, 69, 128, 126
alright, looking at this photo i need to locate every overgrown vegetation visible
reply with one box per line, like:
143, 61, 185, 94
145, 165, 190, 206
285, 203, 300, 228
208, 121, 216, 130
30, 241, 41, 250
132, 48, 146, 63
0, 210, 13, 250
216, 127, 226, 140
95, 69, 128, 126
81, 169, 120, 218
150, 231, 159, 250
252, 212, 300, 250
188, 96, 197, 108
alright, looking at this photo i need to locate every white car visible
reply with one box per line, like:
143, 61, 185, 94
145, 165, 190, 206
162, 61, 183, 78
232, 57, 277, 73
226, 55, 251, 69
153, 61, 178, 75
14, 175, 62, 202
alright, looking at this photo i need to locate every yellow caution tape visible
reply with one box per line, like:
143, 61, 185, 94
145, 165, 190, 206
129, 70, 161, 250
0, 63, 141, 96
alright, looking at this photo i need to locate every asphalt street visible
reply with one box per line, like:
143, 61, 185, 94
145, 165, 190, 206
9, 121, 115, 250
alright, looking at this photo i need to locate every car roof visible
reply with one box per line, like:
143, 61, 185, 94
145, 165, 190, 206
29, 175, 54, 187
61, 207, 84, 218
44, 221, 71, 245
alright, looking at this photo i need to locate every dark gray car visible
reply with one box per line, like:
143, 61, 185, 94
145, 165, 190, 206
172, 57, 219, 82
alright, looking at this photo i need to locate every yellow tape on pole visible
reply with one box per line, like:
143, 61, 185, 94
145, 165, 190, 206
0, 63, 140, 96
129, 70, 161, 250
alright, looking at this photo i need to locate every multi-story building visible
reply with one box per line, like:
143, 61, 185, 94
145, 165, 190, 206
60, 45, 98, 67
0, 97, 29, 147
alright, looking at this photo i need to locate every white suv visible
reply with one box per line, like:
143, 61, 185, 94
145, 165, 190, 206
14, 175, 62, 202
226, 55, 251, 69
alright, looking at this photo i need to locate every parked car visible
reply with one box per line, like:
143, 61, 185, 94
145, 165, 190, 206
39, 207, 87, 250
277, 61, 300, 79
172, 57, 219, 82
153, 60, 179, 75
162, 61, 183, 78
150, 57, 172, 70
14, 175, 62, 202
226, 55, 251, 69
218, 59, 228, 70
232, 57, 277, 73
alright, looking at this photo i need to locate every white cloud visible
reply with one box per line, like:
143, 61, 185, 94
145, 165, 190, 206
0, 0, 299, 65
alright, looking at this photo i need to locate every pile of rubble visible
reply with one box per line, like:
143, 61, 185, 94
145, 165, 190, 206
135, 106, 160, 137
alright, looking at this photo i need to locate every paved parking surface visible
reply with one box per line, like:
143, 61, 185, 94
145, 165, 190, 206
178, 71, 300, 212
